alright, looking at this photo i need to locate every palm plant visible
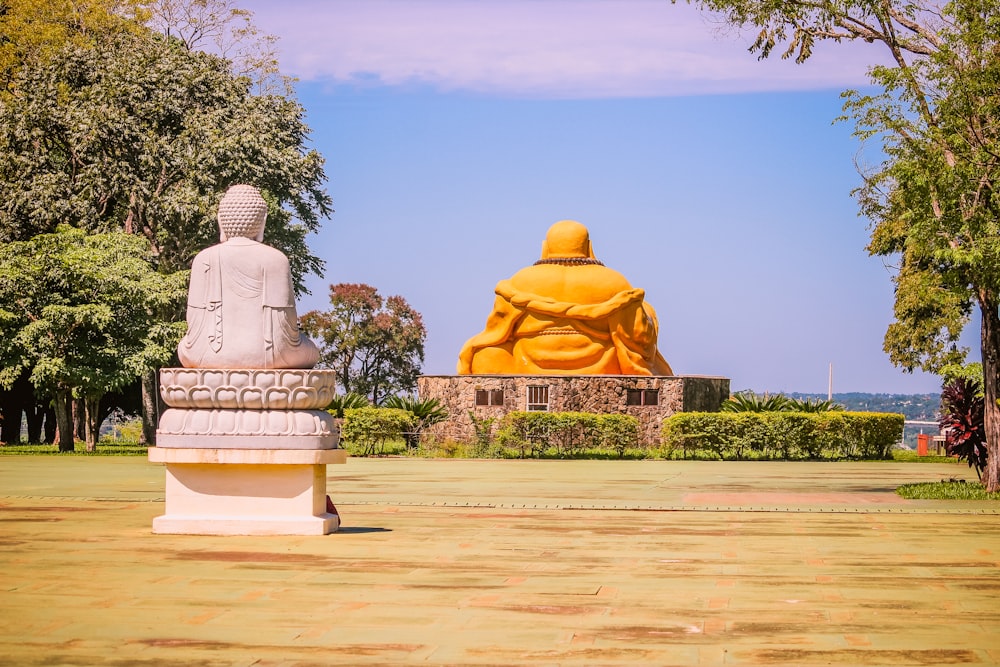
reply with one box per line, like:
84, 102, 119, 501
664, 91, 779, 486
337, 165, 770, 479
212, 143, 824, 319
382, 395, 449, 448
787, 397, 845, 412
326, 392, 369, 418
939, 378, 987, 480
720, 391, 792, 413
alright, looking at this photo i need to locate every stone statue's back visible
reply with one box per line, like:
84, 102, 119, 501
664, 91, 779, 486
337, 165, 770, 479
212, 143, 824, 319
177, 237, 318, 370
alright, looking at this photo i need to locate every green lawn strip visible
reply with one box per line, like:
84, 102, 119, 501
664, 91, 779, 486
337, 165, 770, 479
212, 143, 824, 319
890, 450, 958, 464
896, 480, 1000, 501
0, 441, 147, 455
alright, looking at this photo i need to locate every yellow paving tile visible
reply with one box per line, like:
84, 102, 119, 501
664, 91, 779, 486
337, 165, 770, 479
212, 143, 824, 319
0, 456, 998, 665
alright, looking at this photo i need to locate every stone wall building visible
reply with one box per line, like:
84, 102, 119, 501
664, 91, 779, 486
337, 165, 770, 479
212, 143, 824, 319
418, 375, 730, 447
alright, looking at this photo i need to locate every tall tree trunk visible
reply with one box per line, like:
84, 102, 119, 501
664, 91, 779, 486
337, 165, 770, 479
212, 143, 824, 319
74, 398, 86, 441
53, 390, 75, 452
0, 390, 21, 444
980, 291, 1000, 492
0, 373, 32, 443
140, 370, 159, 446
25, 399, 45, 443
83, 395, 102, 452
43, 405, 56, 444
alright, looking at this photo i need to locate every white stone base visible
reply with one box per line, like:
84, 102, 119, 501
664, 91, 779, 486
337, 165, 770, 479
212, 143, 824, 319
152, 513, 339, 536
148, 448, 346, 536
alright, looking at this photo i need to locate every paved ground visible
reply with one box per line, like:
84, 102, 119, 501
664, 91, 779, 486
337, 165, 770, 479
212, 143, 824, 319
1, 456, 998, 666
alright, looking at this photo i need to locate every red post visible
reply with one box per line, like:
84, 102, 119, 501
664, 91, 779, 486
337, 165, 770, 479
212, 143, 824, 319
917, 433, 929, 456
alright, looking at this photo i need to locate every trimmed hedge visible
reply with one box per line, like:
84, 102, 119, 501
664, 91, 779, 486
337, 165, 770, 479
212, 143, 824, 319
495, 411, 640, 458
340, 407, 415, 455
660, 411, 904, 460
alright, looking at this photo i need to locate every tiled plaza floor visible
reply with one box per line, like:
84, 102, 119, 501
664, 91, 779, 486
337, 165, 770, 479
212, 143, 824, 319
1, 456, 998, 666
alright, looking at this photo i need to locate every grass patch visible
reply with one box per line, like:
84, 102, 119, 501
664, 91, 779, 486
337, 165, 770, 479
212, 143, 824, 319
896, 480, 1000, 500
339, 437, 410, 457
890, 449, 958, 463
0, 441, 147, 455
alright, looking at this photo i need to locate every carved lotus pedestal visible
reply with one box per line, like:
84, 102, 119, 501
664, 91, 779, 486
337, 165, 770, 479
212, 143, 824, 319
149, 369, 345, 536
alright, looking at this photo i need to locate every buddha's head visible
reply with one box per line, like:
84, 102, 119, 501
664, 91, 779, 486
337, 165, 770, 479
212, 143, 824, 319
541, 220, 595, 260
217, 184, 267, 242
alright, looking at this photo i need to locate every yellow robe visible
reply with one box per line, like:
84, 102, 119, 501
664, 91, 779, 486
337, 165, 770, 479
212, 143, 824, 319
458, 264, 672, 376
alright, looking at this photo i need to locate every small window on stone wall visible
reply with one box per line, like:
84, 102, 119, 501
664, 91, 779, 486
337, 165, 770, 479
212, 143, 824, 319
475, 389, 505, 406
626, 389, 659, 406
526, 385, 550, 411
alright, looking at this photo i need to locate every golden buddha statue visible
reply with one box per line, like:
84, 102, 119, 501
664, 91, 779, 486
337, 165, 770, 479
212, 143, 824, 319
457, 220, 673, 376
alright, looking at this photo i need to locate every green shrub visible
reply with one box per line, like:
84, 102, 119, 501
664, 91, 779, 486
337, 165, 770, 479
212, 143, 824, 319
495, 411, 550, 458
939, 377, 987, 479
340, 407, 415, 456
661, 411, 903, 460
598, 414, 640, 457
494, 411, 640, 459
466, 412, 502, 458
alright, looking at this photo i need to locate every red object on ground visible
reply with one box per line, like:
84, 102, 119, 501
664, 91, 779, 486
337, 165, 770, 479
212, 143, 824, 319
917, 433, 929, 456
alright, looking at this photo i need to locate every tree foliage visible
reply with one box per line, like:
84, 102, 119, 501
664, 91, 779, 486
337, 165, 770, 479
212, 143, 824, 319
0, 26, 330, 289
301, 284, 427, 406
0, 226, 187, 450
683, 0, 1000, 490
0, 0, 281, 94
0, 0, 332, 444
0, 0, 147, 93
144, 0, 287, 94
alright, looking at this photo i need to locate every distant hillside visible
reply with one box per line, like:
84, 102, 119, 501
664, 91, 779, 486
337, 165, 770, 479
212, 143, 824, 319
735, 391, 941, 421
787, 392, 941, 422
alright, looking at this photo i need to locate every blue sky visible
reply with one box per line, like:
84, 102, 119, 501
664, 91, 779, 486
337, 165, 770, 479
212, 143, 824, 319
242, 0, 980, 394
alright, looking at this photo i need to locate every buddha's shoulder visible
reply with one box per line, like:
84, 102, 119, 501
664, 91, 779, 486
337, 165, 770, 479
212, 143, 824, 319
217, 239, 289, 261
509, 264, 633, 294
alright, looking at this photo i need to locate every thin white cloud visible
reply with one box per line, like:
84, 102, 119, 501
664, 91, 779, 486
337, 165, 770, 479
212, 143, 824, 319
243, 0, 886, 97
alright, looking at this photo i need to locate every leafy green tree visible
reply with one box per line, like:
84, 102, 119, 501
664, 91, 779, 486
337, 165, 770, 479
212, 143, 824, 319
0, 226, 187, 450
941, 362, 985, 397
0, 13, 332, 442
301, 284, 427, 406
0, 0, 147, 93
144, 0, 287, 94
682, 0, 1000, 490
0, 27, 330, 285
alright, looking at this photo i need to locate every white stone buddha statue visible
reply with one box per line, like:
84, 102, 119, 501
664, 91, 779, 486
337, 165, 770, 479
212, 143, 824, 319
177, 184, 320, 370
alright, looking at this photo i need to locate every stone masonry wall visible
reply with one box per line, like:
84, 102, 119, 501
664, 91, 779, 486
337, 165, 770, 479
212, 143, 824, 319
418, 375, 730, 447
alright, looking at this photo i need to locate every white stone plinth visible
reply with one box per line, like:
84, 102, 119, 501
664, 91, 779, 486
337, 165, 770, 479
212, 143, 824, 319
156, 408, 339, 449
148, 447, 347, 535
